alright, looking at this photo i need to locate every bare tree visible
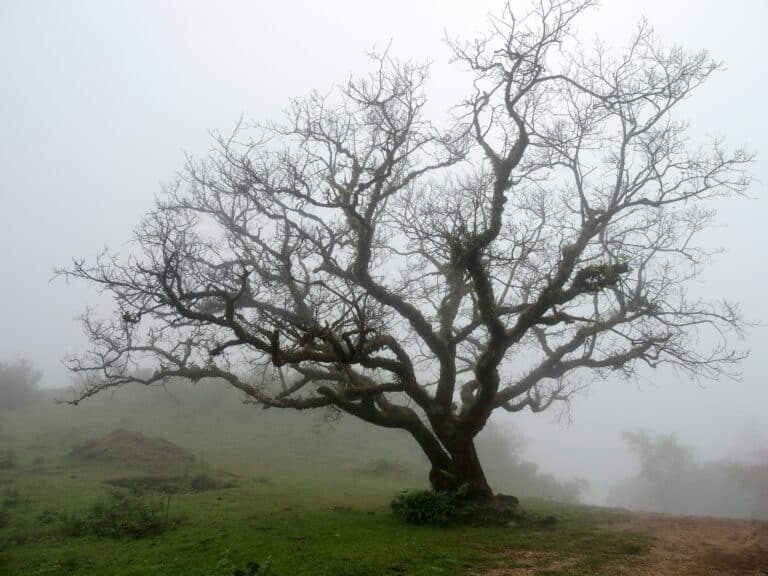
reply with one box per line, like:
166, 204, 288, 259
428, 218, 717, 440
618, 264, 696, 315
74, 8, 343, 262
63, 1, 751, 501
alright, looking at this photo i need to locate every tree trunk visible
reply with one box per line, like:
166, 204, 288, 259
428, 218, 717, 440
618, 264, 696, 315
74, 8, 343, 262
429, 439, 493, 501
403, 418, 495, 502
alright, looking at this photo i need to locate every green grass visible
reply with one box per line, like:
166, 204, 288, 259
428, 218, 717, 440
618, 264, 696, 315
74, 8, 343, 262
0, 465, 651, 575
0, 385, 652, 575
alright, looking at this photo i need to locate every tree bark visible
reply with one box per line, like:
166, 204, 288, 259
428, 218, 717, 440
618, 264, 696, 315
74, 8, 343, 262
428, 439, 494, 501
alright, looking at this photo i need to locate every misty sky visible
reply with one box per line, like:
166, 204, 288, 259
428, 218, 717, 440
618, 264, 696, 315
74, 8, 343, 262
1, 0, 766, 501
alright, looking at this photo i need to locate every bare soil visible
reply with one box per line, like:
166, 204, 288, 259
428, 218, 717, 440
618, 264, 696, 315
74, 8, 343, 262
609, 513, 768, 575
481, 512, 768, 575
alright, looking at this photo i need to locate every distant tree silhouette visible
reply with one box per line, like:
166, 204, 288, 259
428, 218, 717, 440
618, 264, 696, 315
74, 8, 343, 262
0, 359, 41, 411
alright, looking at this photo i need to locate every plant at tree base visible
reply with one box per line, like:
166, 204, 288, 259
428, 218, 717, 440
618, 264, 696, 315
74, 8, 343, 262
62, 1, 751, 502
391, 489, 458, 526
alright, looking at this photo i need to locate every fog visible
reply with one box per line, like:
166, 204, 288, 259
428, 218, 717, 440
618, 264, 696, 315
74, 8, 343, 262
1, 0, 766, 512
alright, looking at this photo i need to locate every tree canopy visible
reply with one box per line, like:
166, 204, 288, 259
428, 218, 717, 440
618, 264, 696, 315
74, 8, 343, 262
64, 0, 751, 499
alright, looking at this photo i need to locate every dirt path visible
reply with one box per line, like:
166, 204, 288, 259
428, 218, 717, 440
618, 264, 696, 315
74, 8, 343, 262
481, 513, 768, 575
609, 513, 768, 575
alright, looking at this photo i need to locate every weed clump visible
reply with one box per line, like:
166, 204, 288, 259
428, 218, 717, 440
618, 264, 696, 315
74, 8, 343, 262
105, 475, 182, 494
37, 509, 58, 525
104, 472, 235, 494
61, 490, 179, 539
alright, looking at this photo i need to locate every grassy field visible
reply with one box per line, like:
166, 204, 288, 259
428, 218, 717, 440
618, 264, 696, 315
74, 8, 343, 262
0, 384, 652, 576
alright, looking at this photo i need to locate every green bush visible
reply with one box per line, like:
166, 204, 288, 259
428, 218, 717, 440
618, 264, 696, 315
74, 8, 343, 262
390, 489, 455, 526
392, 489, 524, 527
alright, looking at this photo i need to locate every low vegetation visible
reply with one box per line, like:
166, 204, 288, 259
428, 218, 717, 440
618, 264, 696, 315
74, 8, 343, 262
0, 449, 15, 470
0, 382, 762, 574
0, 383, 656, 575
391, 488, 524, 528
58, 489, 179, 539
391, 489, 457, 526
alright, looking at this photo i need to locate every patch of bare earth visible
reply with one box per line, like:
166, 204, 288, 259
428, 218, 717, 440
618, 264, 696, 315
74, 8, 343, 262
607, 513, 768, 575
479, 513, 768, 575
480, 550, 581, 575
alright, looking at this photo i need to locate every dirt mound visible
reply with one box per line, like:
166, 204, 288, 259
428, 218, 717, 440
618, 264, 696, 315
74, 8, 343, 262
71, 429, 194, 470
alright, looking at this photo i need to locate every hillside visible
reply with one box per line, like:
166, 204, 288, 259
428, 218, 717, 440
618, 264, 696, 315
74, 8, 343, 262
0, 382, 765, 575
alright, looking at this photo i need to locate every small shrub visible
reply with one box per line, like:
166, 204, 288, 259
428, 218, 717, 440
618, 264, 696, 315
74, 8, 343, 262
37, 509, 58, 525
392, 489, 523, 526
105, 475, 181, 494
391, 489, 455, 526
61, 490, 178, 539
104, 473, 234, 494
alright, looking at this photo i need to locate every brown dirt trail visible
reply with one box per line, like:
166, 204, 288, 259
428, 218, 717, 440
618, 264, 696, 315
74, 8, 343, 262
480, 512, 768, 575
